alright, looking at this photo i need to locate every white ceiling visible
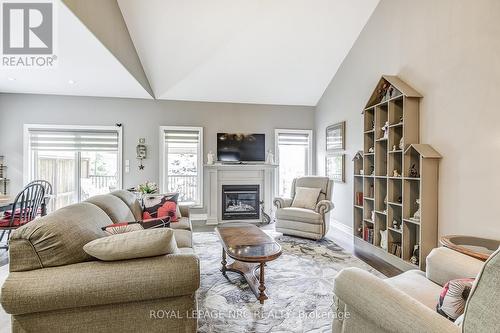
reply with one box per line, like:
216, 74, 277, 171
0, 0, 153, 99
0, 0, 379, 106
118, 0, 379, 106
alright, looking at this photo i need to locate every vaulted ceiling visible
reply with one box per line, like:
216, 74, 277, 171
0, 0, 379, 106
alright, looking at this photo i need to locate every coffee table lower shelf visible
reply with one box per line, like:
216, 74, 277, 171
221, 249, 268, 304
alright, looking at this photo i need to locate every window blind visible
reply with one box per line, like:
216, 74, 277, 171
29, 129, 119, 151
164, 130, 200, 144
277, 133, 310, 146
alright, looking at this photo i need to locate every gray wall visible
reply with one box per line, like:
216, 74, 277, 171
0, 93, 314, 210
316, 0, 500, 239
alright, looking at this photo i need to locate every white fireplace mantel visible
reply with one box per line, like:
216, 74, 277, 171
204, 163, 278, 225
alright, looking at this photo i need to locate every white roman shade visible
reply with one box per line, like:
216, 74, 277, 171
277, 132, 310, 146
29, 129, 119, 152
164, 130, 200, 144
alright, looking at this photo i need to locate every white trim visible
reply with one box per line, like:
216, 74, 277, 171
330, 218, 353, 236
23, 123, 123, 195
159, 126, 204, 206
274, 128, 313, 196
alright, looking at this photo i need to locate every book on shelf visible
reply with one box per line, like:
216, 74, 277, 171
364, 227, 374, 244
355, 192, 363, 206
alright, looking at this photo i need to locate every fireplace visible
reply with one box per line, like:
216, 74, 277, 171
221, 185, 260, 220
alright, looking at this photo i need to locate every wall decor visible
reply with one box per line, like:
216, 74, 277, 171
326, 153, 345, 183
136, 138, 147, 170
326, 121, 345, 151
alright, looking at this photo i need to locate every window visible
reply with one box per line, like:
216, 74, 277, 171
160, 126, 203, 206
275, 129, 313, 197
24, 125, 122, 211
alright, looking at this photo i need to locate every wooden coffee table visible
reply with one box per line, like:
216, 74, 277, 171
215, 223, 282, 304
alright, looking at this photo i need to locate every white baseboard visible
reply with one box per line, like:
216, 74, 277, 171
190, 213, 208, 221
330, 219, 353, 236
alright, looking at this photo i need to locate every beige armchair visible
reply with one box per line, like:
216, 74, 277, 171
273, 176, 334, 240
333, 246, 500, 333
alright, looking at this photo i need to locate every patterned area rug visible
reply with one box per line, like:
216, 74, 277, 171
194, 232, 384, 333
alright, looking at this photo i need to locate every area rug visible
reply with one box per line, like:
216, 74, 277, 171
194, 232, 384, 333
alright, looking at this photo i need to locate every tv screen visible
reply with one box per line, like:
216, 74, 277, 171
217, 133, 265, 162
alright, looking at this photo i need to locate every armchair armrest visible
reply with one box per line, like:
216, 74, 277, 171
426, 247, 483, 286
334, 268, 459, 333
1, 253, 200, 315
273, 197, 292, 209
315, 200, 334, 214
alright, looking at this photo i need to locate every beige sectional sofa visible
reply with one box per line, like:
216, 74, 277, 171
0, 190, 199, 333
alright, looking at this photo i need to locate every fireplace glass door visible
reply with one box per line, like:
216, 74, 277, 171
221, 185, 260, 220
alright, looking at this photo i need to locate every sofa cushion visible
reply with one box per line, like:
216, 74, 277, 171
437, 278, 474, 320
8, 202, 112, 272
291, 187, 321, 210
85, 194, 136, 223
83, 229, 179, 261
386, 269, 443, 309
110, 190, 143, 221
142, 193, 179, 222
169, 216, 192, 231
275, 207, 322, 224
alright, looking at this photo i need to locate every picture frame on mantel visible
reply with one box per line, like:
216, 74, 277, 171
326, 121, 345, 151
326, 153, 345, 183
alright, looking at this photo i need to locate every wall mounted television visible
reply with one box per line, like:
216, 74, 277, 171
217, 133, 265, 162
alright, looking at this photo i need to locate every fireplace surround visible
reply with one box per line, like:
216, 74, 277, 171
204, 163, 278, 224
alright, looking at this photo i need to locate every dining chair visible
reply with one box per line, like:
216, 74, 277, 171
27, 179, 53, 216
0, 183, 45, 250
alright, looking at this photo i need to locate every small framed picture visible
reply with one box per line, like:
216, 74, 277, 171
326, 121, 345, 151
326, 153, 345, 183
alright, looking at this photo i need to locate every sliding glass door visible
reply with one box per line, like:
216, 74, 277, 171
25, 125, 122, 211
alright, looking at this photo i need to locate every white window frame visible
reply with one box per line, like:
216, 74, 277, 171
23, 124, 123, 200
159, 126, 204, 207
274, 128, 313, 196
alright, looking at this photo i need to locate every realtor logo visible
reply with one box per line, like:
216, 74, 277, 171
1, 1, 56, 67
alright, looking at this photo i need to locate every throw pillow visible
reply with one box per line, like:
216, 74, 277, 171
83, 229, 179, 261
142, 193, 179, 222
291, 187, 321, 210
102, 222, 144, 235
436, 278, 475, 320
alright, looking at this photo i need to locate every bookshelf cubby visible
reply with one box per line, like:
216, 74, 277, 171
353, 76, 442, 271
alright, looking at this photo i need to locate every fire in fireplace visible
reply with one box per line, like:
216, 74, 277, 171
221, 185, 260, 220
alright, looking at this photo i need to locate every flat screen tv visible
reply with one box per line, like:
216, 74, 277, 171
217, 133, 265, 162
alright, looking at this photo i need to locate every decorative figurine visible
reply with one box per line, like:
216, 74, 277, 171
386, 86, 394, 100
393, 169, 401, 177
381, 121, 389, 139
359, 170, 364, 175
207, 151, 215, 165
371, 210, 375, 222
410, 244, 420, 265
368, 147, 374, 153
399, 137, 404, 150
370, 165, 375, 176
380, 230, 388, 250
260, 201, 272, 224
409, 164, 419, 178
411, 199, 421, 221
397, 196, 402, 204
378, 82, 390, 102
265, 150, 275, 164
392, 145, 397, 151
392, 219, 399, 229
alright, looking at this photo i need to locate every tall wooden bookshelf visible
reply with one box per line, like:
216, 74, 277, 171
353, 76, 441, 271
